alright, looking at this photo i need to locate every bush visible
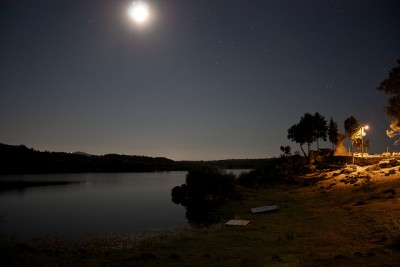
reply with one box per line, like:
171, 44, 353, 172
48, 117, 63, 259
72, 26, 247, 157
171, 165, 238, 204
236, 156, 307, 187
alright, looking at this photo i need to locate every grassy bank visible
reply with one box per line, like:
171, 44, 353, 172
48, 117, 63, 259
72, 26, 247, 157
2, 165, 400, 266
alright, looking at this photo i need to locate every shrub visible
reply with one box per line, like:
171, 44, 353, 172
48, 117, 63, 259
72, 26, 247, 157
236, 156, 307, 187
171, 165, 238, 204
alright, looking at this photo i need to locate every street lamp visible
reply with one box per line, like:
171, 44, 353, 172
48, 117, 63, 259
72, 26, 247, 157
361, 125, 369, 157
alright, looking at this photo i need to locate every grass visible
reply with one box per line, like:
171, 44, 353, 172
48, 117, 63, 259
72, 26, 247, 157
2, 168, 400, 266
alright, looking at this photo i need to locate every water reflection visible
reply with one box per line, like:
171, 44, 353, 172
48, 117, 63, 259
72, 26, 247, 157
0, 181, 83, 195
179, 200, 226, 226
171, 169, 247, 226
0, 172, 188, 240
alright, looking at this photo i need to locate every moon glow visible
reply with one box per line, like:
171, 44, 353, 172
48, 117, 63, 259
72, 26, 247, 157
128, 1, 150, 24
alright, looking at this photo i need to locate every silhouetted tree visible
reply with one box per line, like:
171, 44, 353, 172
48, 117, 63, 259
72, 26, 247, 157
377, 58, 400, 145
377, 58, 400, 124
354, 138, 370, 153
280, 145, 291, 157
171, 165, 237, 204
328, 118, 339, 149
287, 112, 328, 160
313, 112, 328, 154
287, 119, 310, 157
344, 116, 360, 152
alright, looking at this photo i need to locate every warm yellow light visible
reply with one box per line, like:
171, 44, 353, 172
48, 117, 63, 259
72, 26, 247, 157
128, 1, 150, 24
364, 125, 369, 130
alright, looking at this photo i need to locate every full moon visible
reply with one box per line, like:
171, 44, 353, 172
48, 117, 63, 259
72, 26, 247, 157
128, 1, 150, 24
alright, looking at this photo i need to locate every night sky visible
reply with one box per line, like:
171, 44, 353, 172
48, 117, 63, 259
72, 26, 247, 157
1, 0, 400, 160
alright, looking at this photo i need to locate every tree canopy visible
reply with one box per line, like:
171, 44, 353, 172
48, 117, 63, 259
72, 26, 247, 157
328, 117, 339, 149
344, 116, 360, 151
343, 116, 371, 152
377, 58, 400, 123
377, 58, 400, 145
287, 112, 328, 158
313, 112, 328, 152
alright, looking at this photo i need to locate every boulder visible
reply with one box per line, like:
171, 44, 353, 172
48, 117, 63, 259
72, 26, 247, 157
366, 165, 380, 172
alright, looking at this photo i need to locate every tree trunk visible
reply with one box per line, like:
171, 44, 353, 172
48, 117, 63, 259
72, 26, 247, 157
300, 145, 307, 157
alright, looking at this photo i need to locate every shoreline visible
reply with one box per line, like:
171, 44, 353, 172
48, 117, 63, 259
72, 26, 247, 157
2, 162, 400, 266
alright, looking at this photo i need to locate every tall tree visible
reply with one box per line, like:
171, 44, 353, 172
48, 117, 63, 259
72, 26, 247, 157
328, 117, 339, 149
313, 112, 328, 153
344, 116, 360, 152
299, 112, 317, 157
377, 59, 400, 145
287, 112, 327, 159
287, 123, 307, 157
377, 59, 400, 124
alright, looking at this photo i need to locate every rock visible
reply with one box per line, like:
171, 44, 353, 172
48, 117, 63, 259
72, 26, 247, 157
357, 171, 367, 178
379, 160, 398, 168
355, 200, 367, 205
388, 169, 396, 175
379, 163, 389, 168
366, 165, 380, 171
389, 159, 399, 167
383, 188, 397, 195
344, 167, 356, 174
270, 255, 284, 263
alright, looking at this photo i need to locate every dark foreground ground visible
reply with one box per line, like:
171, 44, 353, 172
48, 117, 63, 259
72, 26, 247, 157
1, 164, 400, 266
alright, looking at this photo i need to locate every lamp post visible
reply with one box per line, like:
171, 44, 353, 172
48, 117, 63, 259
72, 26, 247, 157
361, 125, 369, 157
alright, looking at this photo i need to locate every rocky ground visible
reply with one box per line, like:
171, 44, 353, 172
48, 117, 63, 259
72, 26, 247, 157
294, 158, 400, 266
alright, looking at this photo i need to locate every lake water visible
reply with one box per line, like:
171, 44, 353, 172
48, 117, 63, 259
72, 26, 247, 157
0, 172, 189, 241
0, 170, 247, 241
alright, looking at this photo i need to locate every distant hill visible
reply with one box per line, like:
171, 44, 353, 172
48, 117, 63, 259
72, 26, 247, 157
0, 143, 182, 174
0, 143, 270, 174
71, 151, 92, 157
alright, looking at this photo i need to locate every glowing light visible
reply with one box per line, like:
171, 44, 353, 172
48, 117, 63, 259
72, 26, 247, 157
361, 125, 369, 136
128, 1, 150, 24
